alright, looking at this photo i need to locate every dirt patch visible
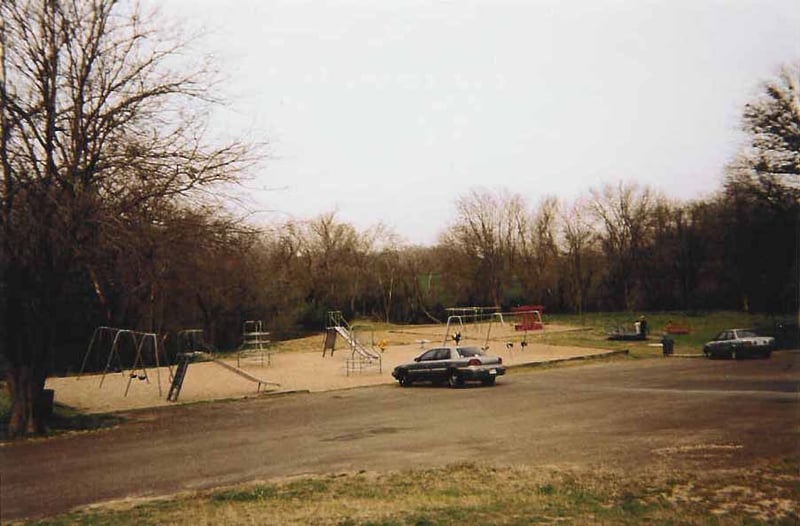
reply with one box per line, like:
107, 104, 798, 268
46, 323, 613, 414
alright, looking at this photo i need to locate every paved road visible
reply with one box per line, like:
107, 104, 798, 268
2, 352, 798, 521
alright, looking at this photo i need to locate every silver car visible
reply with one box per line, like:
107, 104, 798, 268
392, 346, 505, 387
703, 329, 775, 359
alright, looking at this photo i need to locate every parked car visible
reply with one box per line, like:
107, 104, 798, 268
392, 346, 505, 387
703, 329, 775, 359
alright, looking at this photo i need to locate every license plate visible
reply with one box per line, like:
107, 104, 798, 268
489, 369, 497, 375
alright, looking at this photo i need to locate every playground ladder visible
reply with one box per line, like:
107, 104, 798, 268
167, 353, 193, 402
241, 320, 271, 351
239, 320, 272, 366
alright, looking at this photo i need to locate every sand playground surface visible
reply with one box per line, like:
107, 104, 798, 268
47, 323, 619, 414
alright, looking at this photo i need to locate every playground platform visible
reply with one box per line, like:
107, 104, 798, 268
46, 324, 621, 414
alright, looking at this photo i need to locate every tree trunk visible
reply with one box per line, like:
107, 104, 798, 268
6, 366, 48, 437
3, 261, 54, 438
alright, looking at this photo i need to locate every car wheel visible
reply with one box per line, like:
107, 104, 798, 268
481, 377, 496, 387
398, 373, 412, 387
762, 351, 772, 359
448, 370, 464, 388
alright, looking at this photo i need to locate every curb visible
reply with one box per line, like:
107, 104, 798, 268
257, 389, 312, 398
506, 349, 630, 370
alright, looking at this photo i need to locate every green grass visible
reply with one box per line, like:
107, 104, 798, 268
541, 311, 792, 356
20, 460, 799, 525
46, 403, 123, 434
0, 389, 122, 441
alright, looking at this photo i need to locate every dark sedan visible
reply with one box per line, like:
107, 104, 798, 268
392, 346, 505, 387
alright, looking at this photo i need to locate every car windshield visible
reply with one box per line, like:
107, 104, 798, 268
736, 330, 757, 338
457, 347, 484, 357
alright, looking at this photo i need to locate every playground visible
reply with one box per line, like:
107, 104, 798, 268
47, 310, 616, 414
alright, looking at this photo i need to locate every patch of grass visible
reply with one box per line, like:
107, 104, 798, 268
47, 403, 123, 433
618, 491, 652, 515
541, 311, 790, 357
22, 460, 799, 526
0, 389, 123, 441
211, 478, 333, 504
537, 483, 556, 495
212, 485, 279, 502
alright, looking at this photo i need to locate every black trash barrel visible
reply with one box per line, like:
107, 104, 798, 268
661, 336, 674, 356
37, 388, 55, 419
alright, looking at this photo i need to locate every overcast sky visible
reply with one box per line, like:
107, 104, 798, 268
152, 0, 799, 245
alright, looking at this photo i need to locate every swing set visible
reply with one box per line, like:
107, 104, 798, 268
441, 306, 501, 349
441, 305, 545, 352
78, 326, 280, 402
78, 326, 168, 397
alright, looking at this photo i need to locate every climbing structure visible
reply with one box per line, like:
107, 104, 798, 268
238, 320, 272, 366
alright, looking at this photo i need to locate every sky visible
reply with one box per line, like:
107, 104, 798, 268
150, 0, 800, 245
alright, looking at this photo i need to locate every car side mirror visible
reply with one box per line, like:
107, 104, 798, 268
414, 357, 420, 362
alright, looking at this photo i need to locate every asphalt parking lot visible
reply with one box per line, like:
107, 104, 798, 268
2, 351, 798, 521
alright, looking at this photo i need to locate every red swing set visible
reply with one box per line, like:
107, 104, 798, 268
511, 305, 544, 331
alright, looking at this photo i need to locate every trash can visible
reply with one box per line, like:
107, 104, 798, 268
37, 388, 55, 419
661, 336, 674, 356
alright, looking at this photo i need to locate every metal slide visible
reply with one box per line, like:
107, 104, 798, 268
326, 311, 381, 362
166, 351, 280, 402
333, 325, 381, 361
200, 352, 281, 391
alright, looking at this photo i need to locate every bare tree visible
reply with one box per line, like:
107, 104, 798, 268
442, 188, 530, 306
266, 213, 398, 324
302, 213, 362, 313
522, 196, 561, 305
589, 182, 660, 311
0, 0, 256, 437
559, 197, 598, 314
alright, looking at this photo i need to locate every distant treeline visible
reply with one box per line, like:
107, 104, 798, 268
46, 175, 797, 371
